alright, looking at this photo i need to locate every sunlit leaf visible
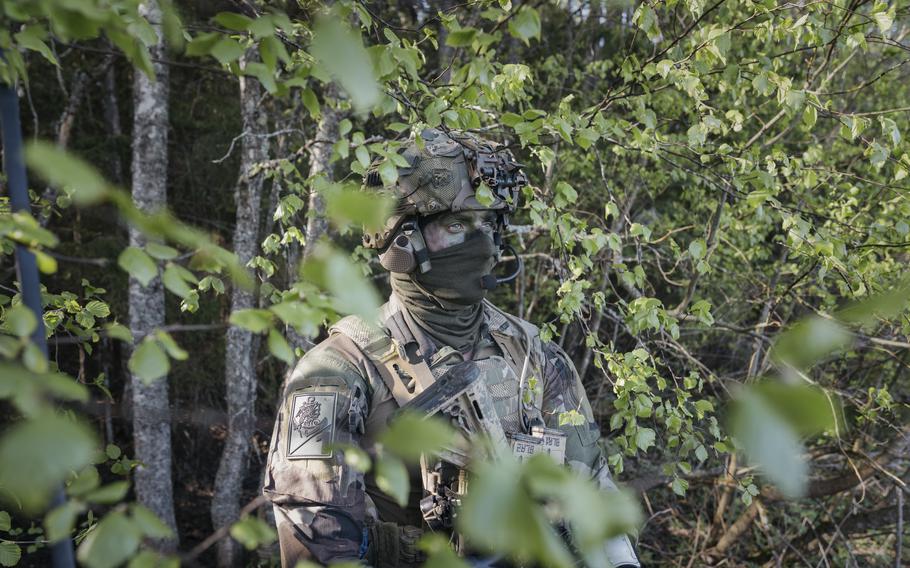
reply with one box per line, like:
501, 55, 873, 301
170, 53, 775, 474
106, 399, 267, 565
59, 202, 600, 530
0, 413, 97, 513
267, 328, 294, 364
77, 511, 142, 568
375, 454, 409, 507
5, 304, 37, 337
45, 500, 85, 543
25, 142, 108, 205
229, 309, 274, 333
230, 516, 277, 550
0, 542, 20, 568
730, 386, 808, 498
310, 17, 379, 111
378, 413, 455, 463
508, 7, 541, 46
118, 247, 158, 287
128, 340, 169, 384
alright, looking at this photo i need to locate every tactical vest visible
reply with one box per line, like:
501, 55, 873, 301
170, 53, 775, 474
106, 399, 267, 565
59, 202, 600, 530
328, 298, 549, 446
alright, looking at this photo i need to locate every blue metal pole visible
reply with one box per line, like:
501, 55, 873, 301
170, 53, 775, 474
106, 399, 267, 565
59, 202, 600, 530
1, 82, 77, 568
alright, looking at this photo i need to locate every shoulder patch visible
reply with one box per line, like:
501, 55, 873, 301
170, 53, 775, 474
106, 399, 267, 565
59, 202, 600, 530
287, 392, 337, 459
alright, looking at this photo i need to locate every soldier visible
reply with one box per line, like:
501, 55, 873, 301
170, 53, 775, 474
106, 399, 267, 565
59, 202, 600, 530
263, 128, 641, 567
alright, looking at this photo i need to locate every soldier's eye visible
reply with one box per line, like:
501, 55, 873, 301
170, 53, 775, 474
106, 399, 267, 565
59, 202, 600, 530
448, 222, 464, 232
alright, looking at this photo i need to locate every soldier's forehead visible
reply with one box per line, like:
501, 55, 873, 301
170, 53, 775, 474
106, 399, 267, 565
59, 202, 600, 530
434, 210, 497, 222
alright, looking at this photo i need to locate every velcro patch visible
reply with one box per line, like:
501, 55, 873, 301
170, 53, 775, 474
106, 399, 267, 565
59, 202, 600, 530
287, 392, 337, 459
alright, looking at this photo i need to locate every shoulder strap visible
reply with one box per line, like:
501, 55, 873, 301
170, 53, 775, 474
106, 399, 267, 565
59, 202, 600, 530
329, 312, 436, 407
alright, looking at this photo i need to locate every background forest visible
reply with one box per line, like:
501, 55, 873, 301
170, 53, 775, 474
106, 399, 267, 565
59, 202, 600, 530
0, 0, 908, 567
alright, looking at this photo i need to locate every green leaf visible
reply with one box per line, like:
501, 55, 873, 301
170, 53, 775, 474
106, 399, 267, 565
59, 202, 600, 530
15, 25, 58, 66
229, 516, 277, 550
229, 309, 274, 333
267, 329, 294, 364
688, 239, 706, 261
671, 477, 689, 496
554, 181, 578, 208
0, 413, 97, 513
873, 10, 893, 34
25, 142, 108, 205
475, 182, 495, 207
84, 300, 110, 318
310, 18, 380, 111
5, 304, 37, 337
508, 7, 541, 45
379, 413, 455, 462
84, 481, 130, 505
324, 184, 394, 233
419, 533, 471, 568
105, 323, 133, 342
772, 316, 851, 368
128, 340, 169, 384
214, 12, 252, 31
129, 504, 173, 540
118, 247, 158, 287
45, 500, 85, 543
0, 542, 20, 568
162, 264, 193, 298
730, 387, 808, 498
77, 511, 142, 568
0, 511, 9, 531
375, 454, 409, 507
300, 245, 381, 319
154, 331, 188, 361
301, 88, 320, 119
446, 28, 477, 47
501, 112, 523, 127
558, 409, 586, 426
186, 32, 221, 57
145, 242, 179, 260
635, 427, 656, 452
802, 105, 817, 128
458, 457, 576, 566
210, 37, 245, 65
746, 382, 844, 437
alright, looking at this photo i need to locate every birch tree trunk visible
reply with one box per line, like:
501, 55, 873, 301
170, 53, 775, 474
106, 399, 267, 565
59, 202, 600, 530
128, 0, 178, 548
211, 50, 268, 567
302, 83, 340, 261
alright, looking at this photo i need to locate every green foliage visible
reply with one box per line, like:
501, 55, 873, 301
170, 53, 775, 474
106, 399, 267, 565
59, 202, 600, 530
0, 413, 97, 513
229, 516, 277, 550
3, 0, 909, 565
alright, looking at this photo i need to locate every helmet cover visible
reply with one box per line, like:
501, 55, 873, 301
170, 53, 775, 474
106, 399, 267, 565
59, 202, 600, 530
362, 128, 527, 250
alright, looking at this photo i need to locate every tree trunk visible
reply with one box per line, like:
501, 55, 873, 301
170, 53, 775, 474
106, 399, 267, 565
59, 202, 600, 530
211, 49, 268, 568
102, 53, 125, 186
128, 0, 178, 549
302, 83, 340, 261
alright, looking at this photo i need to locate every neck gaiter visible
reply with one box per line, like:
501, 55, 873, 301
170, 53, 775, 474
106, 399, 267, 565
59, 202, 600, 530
390, 233, 498, 351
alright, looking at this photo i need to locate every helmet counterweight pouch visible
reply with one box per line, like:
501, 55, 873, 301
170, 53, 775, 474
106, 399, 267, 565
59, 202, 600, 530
378, 221, 432, 274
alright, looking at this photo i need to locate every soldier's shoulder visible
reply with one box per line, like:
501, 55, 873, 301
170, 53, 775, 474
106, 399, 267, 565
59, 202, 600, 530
482, 299, 540, 338
286, 332, 369, 393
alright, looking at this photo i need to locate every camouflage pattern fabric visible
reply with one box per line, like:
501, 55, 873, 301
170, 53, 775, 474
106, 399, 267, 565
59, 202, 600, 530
262, 299, 639, 567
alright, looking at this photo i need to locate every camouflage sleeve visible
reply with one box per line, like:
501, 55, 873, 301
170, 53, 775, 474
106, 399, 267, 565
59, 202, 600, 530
540, 341, 605, 476
263, 335, 372, 565
540, 342, 641, 567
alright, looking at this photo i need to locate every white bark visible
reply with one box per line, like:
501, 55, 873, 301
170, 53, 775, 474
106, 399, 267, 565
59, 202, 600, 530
211, 49, 268, 567
302, 83, 340, 261
129, 0, 178, 549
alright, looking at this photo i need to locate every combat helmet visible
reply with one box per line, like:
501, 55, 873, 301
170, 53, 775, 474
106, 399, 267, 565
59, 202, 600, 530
362, 128, 527, 276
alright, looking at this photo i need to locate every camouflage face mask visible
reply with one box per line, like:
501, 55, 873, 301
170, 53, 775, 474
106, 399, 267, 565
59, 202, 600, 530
414, 232, 498, 306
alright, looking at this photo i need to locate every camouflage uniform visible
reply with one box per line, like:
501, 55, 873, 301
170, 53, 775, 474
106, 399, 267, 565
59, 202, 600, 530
263, 129, 640, 567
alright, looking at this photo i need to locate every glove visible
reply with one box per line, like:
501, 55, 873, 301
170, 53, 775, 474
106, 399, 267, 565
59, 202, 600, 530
365, 519, 425, 568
